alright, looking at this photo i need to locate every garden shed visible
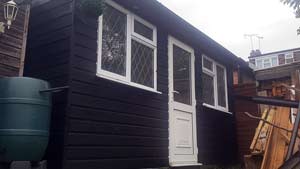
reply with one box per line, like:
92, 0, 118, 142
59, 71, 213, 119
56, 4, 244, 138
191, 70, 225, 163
24, 0, 240, 168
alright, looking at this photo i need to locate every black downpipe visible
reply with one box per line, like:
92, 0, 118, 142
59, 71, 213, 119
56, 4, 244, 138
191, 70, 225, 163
235, 95, 299, 108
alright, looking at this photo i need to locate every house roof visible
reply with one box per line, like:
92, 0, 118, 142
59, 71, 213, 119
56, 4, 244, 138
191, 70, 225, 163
249, 47, 300, 59
255, 61, 300, 81
113, 0, 245, 67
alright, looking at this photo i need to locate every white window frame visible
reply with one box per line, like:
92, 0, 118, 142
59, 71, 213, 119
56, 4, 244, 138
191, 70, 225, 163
263, 58, 271, 68
285, 53, 294, 64
202, 55, 229, 112
255, 56, 278, 70
271, 57, 278, 67
97, 0, 159, 93
132, 15, 157, 46
256, 59, 263, 69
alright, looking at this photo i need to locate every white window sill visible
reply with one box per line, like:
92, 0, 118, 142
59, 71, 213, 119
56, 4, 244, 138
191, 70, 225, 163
170, 162, 202, 167
96, 73, 162, 94
202, 103, 232, 115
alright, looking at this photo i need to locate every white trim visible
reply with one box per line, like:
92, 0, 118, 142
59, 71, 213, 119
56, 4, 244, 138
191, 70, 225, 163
285, 53, 294, 64
203, 103, 232, 115
126, 13, 132, 83
202, 56, 214, 74
97, 0, 158, 92
215, 63, 229, 111
202, 55, 229, 112
96, 73, 162, 94
170, 162, 202, 167
168, 36, 198, 166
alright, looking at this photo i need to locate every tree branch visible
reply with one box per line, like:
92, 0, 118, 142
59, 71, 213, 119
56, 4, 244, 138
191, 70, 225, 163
244, 112, 292, 133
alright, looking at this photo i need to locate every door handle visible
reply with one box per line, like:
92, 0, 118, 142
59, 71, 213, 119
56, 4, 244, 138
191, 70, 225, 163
172, 91, 180, 94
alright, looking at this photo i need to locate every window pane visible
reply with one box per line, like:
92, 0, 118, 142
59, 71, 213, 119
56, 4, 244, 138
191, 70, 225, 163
271, 57, 278, 66
173, 45, 191, 105
101, 5, 127, 76
203, 57, 213, 71
263, 59, 271, 68
256, 60, 263, 69
134, 20, 153, 41
216, 66, 226, 107
203, 73, 214, 106
131, 40, 154, 88
286, 54, 294, 64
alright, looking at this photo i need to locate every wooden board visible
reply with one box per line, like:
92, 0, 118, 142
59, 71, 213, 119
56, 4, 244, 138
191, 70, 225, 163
0, 1, 30, 77
250, 108, 270, 152
261, 107, 292, 169
234, 83, 260, 161
251, 108, 275, 154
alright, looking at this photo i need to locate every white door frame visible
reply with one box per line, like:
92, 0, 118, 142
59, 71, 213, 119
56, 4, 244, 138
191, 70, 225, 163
168, 36, 198, 166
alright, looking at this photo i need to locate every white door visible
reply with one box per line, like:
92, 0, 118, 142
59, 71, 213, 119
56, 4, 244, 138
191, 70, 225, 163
168, 36, 198, 166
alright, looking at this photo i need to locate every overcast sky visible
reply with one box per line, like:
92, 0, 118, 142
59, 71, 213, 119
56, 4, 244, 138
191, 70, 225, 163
157, 0, 300, 60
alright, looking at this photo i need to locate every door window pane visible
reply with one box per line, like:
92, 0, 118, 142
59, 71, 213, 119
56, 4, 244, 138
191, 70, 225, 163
216, 66, 226, 107
173, 45, 192, 105
101, 5, 127, 76
203, 73, 215, 106
131, 40, 154, 88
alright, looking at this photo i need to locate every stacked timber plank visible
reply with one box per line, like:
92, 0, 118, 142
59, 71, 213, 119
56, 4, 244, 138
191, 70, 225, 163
244, 80, 299, 169
245, 106, 293, 169
250, 108, 274, 154
261, 107, 292, 169
0, 0, 30, 77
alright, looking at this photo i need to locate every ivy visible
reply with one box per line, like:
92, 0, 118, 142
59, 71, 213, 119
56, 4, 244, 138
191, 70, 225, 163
77, 0, 104, 18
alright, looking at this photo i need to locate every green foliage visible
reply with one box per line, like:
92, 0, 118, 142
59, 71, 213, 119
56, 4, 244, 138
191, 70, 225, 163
77, 0, 104, 18
281, 0, 300, 9
281, 0, 300, 35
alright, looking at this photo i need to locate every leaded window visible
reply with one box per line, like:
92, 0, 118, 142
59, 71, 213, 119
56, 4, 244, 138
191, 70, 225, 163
131, 40, 154, 88
202, 55, 228, 111
97, 0, 157, 91
101, 5, 127, 76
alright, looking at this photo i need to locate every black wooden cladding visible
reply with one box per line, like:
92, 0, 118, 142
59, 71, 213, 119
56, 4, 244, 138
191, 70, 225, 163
62, 6, 170, 167
24, 0, 74, 169
24, 0, 238, 168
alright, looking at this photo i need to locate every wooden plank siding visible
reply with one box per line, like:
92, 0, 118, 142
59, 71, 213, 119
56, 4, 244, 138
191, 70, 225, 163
234, 83, 259, 162
24, 0, 238, 168
0, 0, 30, 77
197, 68, 237, 165
64, 9, 170, 168
23, 0, 74, 169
